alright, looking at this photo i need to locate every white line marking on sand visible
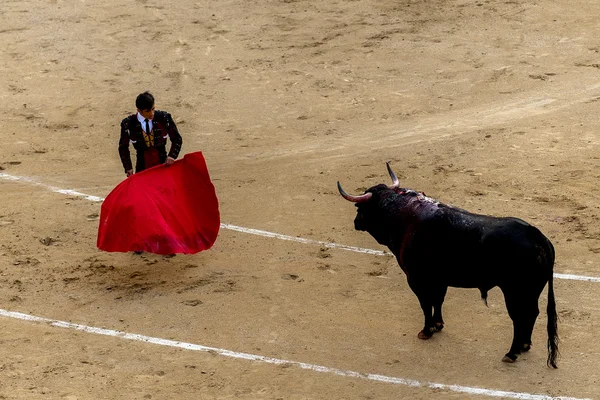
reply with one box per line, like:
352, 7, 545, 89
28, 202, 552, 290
553, 273, 600, 283
1, 172, 599, 283
220, 223, 386, 256
0, 173, 104, 202
0, 309, 589, 400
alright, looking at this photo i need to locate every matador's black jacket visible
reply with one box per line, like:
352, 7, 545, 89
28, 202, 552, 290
118, 110, 183, 173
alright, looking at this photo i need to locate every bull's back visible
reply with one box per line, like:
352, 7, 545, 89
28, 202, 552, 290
404, 211, 553, 288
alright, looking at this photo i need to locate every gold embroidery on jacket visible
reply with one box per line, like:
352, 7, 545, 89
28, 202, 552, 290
142, 127, 154, 147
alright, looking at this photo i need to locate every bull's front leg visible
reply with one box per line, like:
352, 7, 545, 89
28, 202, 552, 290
416, 295, 436, 340
432, 286, 448, 333
408, 278, 444, 339
407, 278, 436, 339
409, 279, 448, 339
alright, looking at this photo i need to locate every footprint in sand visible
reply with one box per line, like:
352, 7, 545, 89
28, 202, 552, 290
86, 213, 99, 221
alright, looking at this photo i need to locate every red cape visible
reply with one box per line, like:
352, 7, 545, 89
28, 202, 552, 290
97, 152, 220, 254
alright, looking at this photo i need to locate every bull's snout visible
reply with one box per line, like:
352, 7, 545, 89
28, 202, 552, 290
354, 215, 366, 231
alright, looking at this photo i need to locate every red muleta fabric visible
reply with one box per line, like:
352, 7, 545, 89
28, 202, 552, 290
97, 152, 220, 254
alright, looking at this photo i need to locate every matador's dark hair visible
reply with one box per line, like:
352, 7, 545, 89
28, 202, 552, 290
136, 91, 155, 111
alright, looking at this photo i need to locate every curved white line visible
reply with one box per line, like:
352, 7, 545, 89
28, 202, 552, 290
0, 309, 588, 400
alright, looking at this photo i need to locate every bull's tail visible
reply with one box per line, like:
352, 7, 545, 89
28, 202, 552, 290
546, 240, 559, 369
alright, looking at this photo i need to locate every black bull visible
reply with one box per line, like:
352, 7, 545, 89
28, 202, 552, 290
338, 163, 559, 368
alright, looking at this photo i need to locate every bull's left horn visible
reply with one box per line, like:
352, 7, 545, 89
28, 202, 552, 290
337, 181, 372, 203
386, 162, 399, 189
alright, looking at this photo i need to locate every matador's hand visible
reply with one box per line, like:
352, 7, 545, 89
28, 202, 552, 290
126, 169, 133, 177
165, 157, 175, 166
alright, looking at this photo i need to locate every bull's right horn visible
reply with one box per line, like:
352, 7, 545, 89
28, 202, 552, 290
337, 181, 373, 203
386, 162, 399, 189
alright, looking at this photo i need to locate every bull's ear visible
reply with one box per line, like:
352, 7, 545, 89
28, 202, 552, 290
386, 162, 399, 189
338, 181, 373, 203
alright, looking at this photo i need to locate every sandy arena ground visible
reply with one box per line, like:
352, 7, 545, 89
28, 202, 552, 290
2, 0, 600, 399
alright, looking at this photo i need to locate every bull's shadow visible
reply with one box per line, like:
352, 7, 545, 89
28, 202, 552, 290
338, 162, 559, 368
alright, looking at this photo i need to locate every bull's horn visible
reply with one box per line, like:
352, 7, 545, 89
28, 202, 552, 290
337, 181, 372, 203
386, 162, 399, 189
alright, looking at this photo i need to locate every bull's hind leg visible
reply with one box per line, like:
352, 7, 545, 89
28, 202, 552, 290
520, 309, 538, 353
520, 288, 544, 353
500, 286, 528, 363
504, 276, 546, 360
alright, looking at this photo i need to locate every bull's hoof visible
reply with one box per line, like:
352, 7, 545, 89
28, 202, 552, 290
502, 353, 518, 363
521, 343, 532, 352
418, 329, 433, 340
433, 322, 444, 332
